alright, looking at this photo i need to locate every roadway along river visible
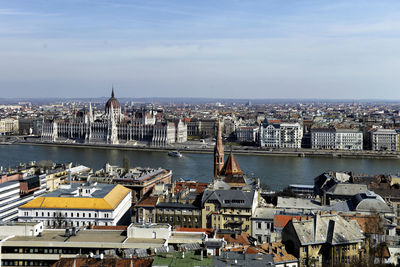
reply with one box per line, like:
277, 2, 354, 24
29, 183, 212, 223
1, 144, 400, 190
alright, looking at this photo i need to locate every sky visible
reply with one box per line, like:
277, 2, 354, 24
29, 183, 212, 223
1, 0, 400, 99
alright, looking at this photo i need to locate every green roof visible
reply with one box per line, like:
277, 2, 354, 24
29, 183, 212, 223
152, 251, 212, 267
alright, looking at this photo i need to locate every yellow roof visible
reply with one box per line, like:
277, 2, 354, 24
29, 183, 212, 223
20, 184, 131, 210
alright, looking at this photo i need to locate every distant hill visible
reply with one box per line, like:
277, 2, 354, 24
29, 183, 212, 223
0, 97, 399, 105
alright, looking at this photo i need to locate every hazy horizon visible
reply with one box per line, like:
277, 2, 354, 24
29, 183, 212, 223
1, 1, 400, 99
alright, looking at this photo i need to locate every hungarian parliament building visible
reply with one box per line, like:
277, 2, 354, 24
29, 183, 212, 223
41, 89, 187, 146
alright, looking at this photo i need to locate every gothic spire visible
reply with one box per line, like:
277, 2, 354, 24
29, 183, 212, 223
111, 86, 115, 98
214, 119, 224, 178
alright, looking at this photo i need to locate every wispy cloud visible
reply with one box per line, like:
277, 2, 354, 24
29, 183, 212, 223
0, 8, 28, 15
1, 0, 400, 98
328, 20, 400, 36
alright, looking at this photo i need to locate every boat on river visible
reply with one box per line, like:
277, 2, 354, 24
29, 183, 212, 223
168, 151, 182, 157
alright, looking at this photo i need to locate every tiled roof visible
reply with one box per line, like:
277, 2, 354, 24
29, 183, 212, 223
258, 242, 298, 263
274, 214, 305, 228
173, 182, 209, 194
20, 184, 131, 210
216, 232, 250, 246
51, 257, 153, 267
289, 214, 365, 245
135, 196, 158, 207
201, 189, 255, 208
339, 213, 384, 235
220, 154, 243, 176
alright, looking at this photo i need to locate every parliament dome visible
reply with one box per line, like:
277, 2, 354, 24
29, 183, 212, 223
105, 88, 121, 111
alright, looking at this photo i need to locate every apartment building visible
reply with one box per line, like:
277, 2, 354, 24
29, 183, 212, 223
201, 189, 258, 235
311, 128, 363, 150
260, 122, 303, 148
18, 183, 132, 227
370, 128, 398, 151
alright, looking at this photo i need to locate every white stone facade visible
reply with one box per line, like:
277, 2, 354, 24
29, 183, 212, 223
260, 124, 281, 147
41, 106, 187, 147
0, 118, 19, 135
18, 184, 132, 228
371, 129, 398, 151
312, 129, 363, 150
280, 123, 303, 148
260, 123, 303, 148
236, 126, 259, 143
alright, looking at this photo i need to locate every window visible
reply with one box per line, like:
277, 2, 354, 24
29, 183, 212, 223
206, 206, 210, 211
257, 222, 262, 229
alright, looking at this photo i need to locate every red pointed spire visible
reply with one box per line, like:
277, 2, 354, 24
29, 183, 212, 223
214, 119, 224, 178
220, 153, 243, 176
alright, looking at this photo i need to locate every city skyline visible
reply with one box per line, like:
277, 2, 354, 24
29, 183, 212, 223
1, 0, 400, 99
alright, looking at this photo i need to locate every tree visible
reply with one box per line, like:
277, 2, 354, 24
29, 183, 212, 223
122, 155, 130, 175
359, 213, 387, 267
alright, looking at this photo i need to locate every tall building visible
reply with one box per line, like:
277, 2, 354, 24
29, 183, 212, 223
259, 121, 303, 148
41, 88, 187, 146
18, 183, 132, 228
370, 128, 398, 151
236, 125, 259, 143
206, 137, 260, 234
0, 173, 46, 223
214, 120, 224, 179
311, 128, 363, 150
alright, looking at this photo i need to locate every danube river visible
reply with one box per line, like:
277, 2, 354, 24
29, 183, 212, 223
1, 144, 400, 190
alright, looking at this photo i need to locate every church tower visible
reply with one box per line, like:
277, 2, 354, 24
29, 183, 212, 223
214, 120, 224, 178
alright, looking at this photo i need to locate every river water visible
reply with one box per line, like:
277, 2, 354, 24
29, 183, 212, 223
0, 145, 399, 190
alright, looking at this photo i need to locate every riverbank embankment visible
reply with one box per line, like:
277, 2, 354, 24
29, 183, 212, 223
14, 141, 400, 160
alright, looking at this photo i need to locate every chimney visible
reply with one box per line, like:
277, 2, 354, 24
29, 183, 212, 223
326, 220, 335, 244
65, 228, 70, 237
313, 213, 318, 242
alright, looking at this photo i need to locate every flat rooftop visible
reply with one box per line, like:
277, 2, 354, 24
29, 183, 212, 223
3, 229, 169, 249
